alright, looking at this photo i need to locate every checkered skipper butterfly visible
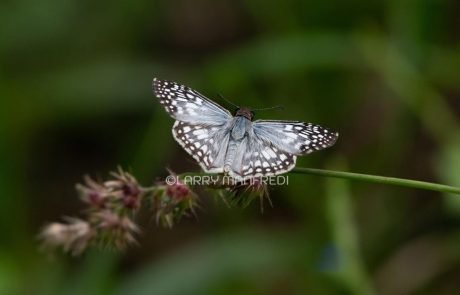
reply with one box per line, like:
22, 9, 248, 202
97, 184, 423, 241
152, 78, 338, 180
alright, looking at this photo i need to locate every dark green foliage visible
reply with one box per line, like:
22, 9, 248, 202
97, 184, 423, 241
2, 0, 460, 294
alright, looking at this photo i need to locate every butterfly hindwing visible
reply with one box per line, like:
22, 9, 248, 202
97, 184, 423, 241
172, 120, 229, 173
234, 140, 296, 179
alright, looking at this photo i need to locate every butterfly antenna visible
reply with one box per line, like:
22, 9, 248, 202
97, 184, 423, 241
251, 105, 284, 112
218, 94, 240, 109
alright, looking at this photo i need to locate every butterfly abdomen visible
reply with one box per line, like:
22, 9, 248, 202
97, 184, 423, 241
224, 140, 240, 173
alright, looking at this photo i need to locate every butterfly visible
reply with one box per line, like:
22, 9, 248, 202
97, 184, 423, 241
152, 78, 338, 180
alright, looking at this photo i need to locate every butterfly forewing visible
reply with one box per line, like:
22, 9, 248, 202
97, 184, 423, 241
253, 120, 338, 155
152, 78, 231, 124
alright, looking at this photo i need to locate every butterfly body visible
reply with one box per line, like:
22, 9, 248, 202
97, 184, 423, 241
153, 78, 338, 180
231, 114, 252, 140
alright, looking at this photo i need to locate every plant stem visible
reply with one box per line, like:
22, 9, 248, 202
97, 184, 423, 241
155, 168, 460, 196
291, 167, 460, 195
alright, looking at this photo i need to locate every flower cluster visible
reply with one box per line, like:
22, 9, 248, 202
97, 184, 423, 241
39, 218, 93, 255
39, 168, 198, 255
150, 171, 199, 228
39, 168, 271, 255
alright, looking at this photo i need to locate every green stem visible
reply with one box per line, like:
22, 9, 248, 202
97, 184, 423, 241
291, 167, 460, 195
151, 168, 460, 196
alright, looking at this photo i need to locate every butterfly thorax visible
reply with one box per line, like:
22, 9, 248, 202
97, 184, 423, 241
231, 107, 254, 140
231, 115, 252, 140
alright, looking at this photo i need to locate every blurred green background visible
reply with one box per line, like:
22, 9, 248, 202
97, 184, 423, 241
2, 0, 460, 294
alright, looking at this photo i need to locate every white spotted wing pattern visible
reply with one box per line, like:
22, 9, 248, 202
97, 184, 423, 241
153, 78, 338, 180
172, 121, 228, 174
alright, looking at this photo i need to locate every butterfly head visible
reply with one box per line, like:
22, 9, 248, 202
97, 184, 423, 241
235, 107, 255, 121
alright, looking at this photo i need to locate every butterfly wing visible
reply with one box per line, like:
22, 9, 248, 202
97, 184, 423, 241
226, 121, 338, 179
152, 78, 232, 124
228, 135, 297, 179
172, 120, 231, 173
252, 120, 338, 155
153, 78, 235, 172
